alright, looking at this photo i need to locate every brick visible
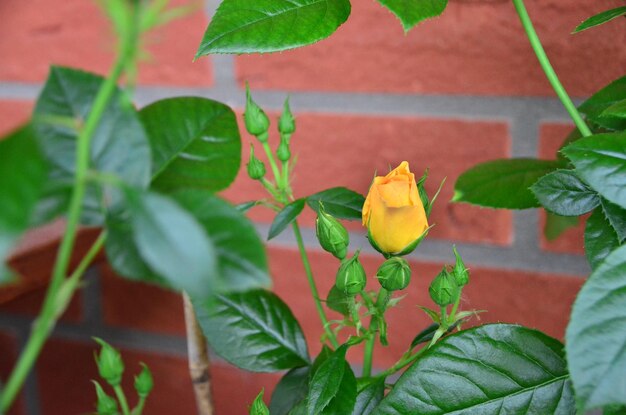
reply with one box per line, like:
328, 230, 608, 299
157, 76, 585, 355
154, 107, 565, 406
0, 284, 82, 323
538, 123, 585, 255
0, 331, 27, 415
0, 101, 33, 136
223, 112, 513, 245
0, 0, 211, 86
100, 263, 186, 336
236, 0, 626, 96
36, 338, 279, 414
268, 246, 584, 369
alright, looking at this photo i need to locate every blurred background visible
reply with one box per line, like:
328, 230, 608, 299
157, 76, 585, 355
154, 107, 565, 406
0, 0, 625, 413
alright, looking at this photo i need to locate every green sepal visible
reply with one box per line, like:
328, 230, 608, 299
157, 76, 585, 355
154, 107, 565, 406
93, 338, 125, 387
250, 390, 270, 415
92, 381, 118, 415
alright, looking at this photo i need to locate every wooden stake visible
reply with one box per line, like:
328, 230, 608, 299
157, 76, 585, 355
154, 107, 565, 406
183, 293, 214, 415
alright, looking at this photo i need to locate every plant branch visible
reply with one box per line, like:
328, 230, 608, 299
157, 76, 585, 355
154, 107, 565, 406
512, 0, 592, 137
0, 3, 140, 410
183, 293, 214, 415
291, 221, 340, 348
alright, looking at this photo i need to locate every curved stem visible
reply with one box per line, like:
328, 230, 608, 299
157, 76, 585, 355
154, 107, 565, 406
374, 347, 428, 380
512, 0, 592, 137
291, 221, 339, 348
261, 142, 283, 191
0, 4, 140, 411
362, 322, 376, 377
114, 384, 131, 415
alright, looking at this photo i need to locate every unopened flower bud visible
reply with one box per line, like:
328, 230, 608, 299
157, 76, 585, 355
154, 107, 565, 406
246, 145, 266, 180
316, 204, 349, 260
93, 381, 118, 415
429, 267, 459, 307
452, 246, 469, 287
278, 97, 296, 136
94, 338, 124, 386
134, 363, 154, 398
244, 85, 270, 137
335, 251, 366, 296
276, 137, 290, 162
376, 257, 411, 291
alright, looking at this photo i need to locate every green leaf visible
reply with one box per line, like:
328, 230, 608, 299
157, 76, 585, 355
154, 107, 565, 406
410, 323, 439, 348
172, 191, 270, 291
196, 0, 351, 56
573, 6, 626, 33
193, 289, 309, 372
566, 244, 626, 410
374, 324, 575, 414
377, 0, 447, 32
0, 126, 48, 283
562, 132, 626, 209
544, 211, 579, 241
307, 187, 365, 220
530, 170, 599, 216
323, 362, 357, 414
236, 201, 260, 213
269, 367, 310, 415
453, 159, 563, 209
307, 345, 355, 415
602, 99, 626, 119
352, 378, 384, 415
268, 199, 306, 240
578, 76, 626, 131
33, 66, 151, 225
126, 190, 217, 298
326, 285, 351, 316
600, 198, 626, 242
585, 209, 621, 270
139, 97, 241, 193
250, 390, 270, 415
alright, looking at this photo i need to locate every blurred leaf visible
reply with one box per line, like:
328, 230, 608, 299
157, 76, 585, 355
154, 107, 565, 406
453, 159, 563, 209
573, 6, 626, 33
562, 132, 626, 209
377, 0, 447, 32
125, 189, 217, 298
307, 187, 365, 220
139, 97, 241, 193
544, 211, 579, 241
567, 245, 626, 410
602, 99, 626, 119
194, 289, 309, 372
585, 209, 621, 270
236, 200, 260, 213
33, 66, 151, 225
375, 324, 575, 414
578, 76, 626, 131
196, 0, 351, 55
530, 170, 599, 216
0, 126, 48, 283
173, 191, 270, 292
326, 285, 351, 316
268, 199, 306, 240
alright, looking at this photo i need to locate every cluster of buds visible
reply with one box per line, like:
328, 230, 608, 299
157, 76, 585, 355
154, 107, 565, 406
93, 338, 153, 414
244, 86, 296, 183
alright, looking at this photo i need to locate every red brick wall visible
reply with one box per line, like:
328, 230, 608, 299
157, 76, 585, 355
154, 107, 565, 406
1, 0, 624, 413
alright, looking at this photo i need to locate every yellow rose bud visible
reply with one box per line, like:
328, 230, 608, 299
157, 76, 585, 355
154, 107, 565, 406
362, 161, 429, 255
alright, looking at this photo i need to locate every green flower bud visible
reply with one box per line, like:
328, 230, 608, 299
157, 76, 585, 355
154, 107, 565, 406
246, 145, 266, 180
452, 246, 469, 287
376, 257, 411, 291
429, 267, 459, 307
335, 251, 366, 296
316, 204, 349, 260
244, 85, 270, 137
93, 381, 118, 415
278, 97, 296, 135
94, 338, 124, 386
134, 363, 154, 398
276, 137, 290, 162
